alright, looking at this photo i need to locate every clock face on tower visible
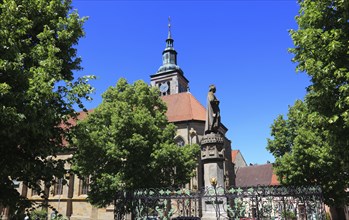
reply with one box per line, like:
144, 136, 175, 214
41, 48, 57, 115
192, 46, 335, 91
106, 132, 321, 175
159, 82, 169, 93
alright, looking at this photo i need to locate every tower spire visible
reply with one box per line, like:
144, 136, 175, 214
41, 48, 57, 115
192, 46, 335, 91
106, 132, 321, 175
168, 16, 172, 39
166, 16, 174, 49
155, 17, 183, 75
150, 17, 189, 95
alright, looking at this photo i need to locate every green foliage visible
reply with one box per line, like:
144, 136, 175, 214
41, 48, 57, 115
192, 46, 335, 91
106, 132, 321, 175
30, 209, 47, 220
72, 78, 200, 207
52, 214, 67, 220
0, 0, 94, 212
282, 210, 296, 220
268, 0, 349, 207
268, 101, 346, 205
289, 0, 349, 169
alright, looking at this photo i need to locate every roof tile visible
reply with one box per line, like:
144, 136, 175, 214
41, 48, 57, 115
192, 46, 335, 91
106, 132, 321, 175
161, 93, 206, 122
231, 150, 239, 163
235, 163, 279, 187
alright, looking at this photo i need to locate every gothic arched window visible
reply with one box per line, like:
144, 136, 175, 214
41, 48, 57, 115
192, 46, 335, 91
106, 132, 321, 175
175, 136, 185, 147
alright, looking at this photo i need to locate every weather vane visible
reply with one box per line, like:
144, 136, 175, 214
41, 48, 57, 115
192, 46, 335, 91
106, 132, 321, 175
168, 16, 171, 29
168, 16, 172, 39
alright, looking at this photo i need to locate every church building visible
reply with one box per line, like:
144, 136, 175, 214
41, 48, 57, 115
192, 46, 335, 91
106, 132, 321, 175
2, 24, 239, 220
149, 22, 235, 192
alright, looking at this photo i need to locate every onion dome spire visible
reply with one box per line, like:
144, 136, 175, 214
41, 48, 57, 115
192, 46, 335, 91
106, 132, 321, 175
157, 17, 183, 74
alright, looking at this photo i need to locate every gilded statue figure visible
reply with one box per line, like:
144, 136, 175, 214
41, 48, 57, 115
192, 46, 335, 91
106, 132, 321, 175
205, 85, 221, 134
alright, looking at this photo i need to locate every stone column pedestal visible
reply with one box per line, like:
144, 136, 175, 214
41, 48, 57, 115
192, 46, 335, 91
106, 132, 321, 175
201, 133, 225, 188
201, 187, 225, 220
200, 133, 225, 220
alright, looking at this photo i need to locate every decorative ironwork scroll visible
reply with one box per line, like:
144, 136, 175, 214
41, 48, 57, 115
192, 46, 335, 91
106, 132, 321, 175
114, 185, 325, 220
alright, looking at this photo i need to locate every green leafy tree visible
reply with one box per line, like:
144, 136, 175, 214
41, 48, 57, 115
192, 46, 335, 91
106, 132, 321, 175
72, 78, 199, 207
289, 0, 349, 169
268, 100, 346, 205
268, 0, 349, 208
30, 209, 48, 220
0, 0, 94, 213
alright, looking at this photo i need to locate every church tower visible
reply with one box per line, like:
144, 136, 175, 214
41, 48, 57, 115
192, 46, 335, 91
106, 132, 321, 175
150, 18, 189, 96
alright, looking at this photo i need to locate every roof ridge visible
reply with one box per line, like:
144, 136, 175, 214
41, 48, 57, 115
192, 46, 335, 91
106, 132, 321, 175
188, 93, 194, 119
188, 92, 206, 109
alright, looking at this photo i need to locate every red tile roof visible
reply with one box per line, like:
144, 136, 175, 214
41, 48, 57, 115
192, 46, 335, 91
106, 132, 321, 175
161, 93, 206, 122
66, 93, 206, 126
270, 172, 280, 186
235, 163, 280, 187
66, 109, 93, 127
231, 150, 240, 163
60, 110, 93, 146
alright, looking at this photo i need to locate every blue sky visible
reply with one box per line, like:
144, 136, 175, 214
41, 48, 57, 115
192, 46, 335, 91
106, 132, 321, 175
72, 0, 310, 165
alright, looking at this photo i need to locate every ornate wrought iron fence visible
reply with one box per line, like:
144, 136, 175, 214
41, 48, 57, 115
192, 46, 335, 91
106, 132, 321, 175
113, 185, 325, 220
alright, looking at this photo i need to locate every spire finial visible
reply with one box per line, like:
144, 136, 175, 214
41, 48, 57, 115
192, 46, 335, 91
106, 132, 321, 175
168, 16, 172, 39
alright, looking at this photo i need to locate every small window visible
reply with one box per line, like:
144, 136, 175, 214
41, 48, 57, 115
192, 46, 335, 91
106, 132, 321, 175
298, 204, 306, 220
175, 136, 185, 147
79, 177, 90, 195
32, 186, 39, 196
32, 189, 38, 196
32, 181, 41, 196
53, 178, 63, 196
165, 54, 169, 63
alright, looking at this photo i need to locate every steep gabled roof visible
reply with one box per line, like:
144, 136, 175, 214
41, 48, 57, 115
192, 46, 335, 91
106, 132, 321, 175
67, 93, 206, 125
235, 163, 280, 187
161, 93, 206, 122
231, 150, 240, 163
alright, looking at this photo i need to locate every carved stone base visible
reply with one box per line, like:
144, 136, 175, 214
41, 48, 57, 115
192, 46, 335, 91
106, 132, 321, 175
200, 132, 225, 189
201, 133, 224, 160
